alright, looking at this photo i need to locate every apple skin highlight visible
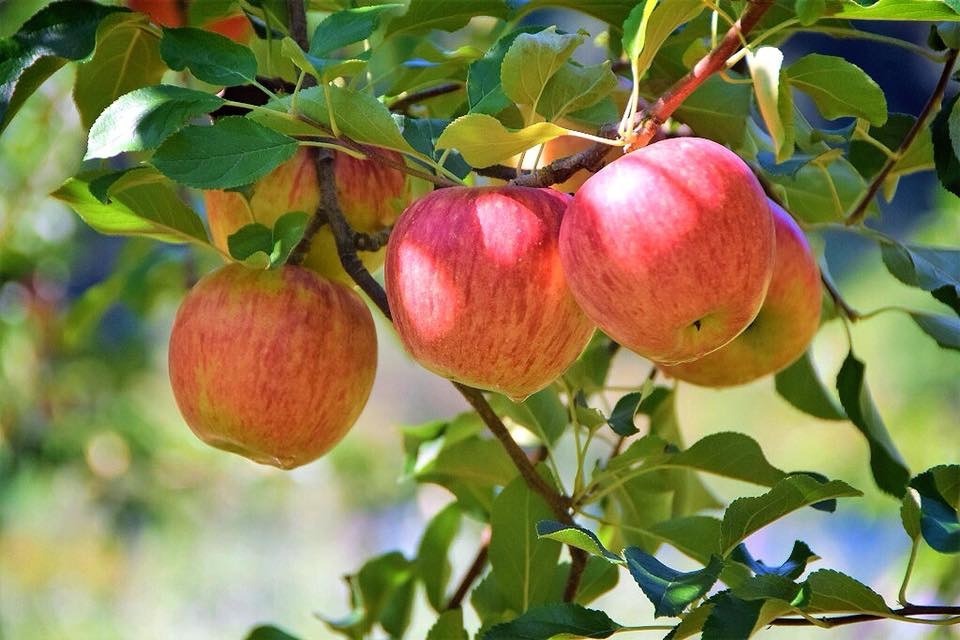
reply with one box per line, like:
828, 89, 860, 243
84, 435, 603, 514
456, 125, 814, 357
559, 137, 776, 365
385, 186, 595, 400
168, 264, 377, 469
659, 200, 822, 387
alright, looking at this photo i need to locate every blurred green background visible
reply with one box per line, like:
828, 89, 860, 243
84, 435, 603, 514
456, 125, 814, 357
1, 5, 959, 640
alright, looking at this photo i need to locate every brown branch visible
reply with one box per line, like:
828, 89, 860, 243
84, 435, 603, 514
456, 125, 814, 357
287, 208, 329, 267
770, 605, 960, 627
445, 540, 489, 610
354, 227, 392, 252
510, 125, 620, 188
821, 270, 861, 322
286, 0, 309, 51
475, 164, 520, 181
628, 0, 774, 151
845, 47, 959, 226
563, 549, 588, 602
389, 82, 464, 113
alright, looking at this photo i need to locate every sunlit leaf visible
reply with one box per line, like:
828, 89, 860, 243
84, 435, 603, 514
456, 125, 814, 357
536, 521, 623, 562
786, 54, 886, 124
500, 27, 584, 108
435, 113, 566, 167
624, 548, 723, 617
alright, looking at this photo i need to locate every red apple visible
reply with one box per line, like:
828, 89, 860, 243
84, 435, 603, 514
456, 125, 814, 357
204, 147, 410, 285
128, 0, 184, 26
168, 263, 377, 469
659, 201, 822, 386
559, 137, 776, 364
384, 186, 595, 400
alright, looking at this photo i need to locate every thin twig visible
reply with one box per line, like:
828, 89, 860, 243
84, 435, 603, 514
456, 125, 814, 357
286, 0, 309, 52
628, 0, 774, 151
770, 605, 960, 627
510, 125, 620, 188
821, 270, 861, 322
389, 82, 464, 113
845, 48, 959, 226
445, 539, 489, 610
287, 209, 328, 267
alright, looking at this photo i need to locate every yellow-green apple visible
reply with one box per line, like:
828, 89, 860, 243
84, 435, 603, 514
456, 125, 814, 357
659, 200, 821, 386
204, 147, 410, 284
384, 186, 595, 400
559, 137, 776, 364
168, 263, 377, 469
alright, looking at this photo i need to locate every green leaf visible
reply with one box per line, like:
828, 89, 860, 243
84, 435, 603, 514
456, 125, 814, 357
483, 604, 621, 640
427, 609, 468, 640
835, 351, 911, 497
397, 116, 472, 179
52, 168, 210, 246
489, 473, 563, 612
901, 491, 922, 541
775, 351, 847, 420
910, 465, 960, 553
764, 151, 866, 223
227, 223, 273, 262
244, 626, 301, 640
719, 475, 862, 554
285, 85, 415, 154
467, 26, 544, 116
880, 240, 960, 315
488, 387, 568, 445
730, 541, 818, 580
269, 211, 308, 267
749, 47, 795, 163
826, 0, 960, 21
416, 436, 519, 514
803, 569, 889, 615
910, 312, 960, 351
309, 5, 403, 58
624, 548, 723, 617
86, 85, 224, 159
796, 0, 828, 24
160, 26, 256, 86
537, 61, 617, 121
849, 115, 934, 200
669, 432, 788, 487
386, 0, 510, 37
435, 113, 566, 167
500, 27, 584, 109
575, 557, 620, 605
674, 76, 752, 147
151, 116, 298, 189
786, 54, 886, 124
0, 0, 123, 133
73, 12, 167, 130
322, 551, 416, 638
699, 592, 766, 640
932, 92, 960, 197
535, 521, 623, 562
417, 503, 463, 610
607, 391, 643, 436
563, 333, 615, 394
622, 0, 703, 80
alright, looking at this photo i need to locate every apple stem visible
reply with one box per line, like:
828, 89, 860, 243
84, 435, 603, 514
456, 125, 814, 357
845, 47, 959, 226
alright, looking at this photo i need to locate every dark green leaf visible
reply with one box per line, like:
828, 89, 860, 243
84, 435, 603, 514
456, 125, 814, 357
796, 0, 828, 24
731, 574, 806, 604
0, 0, 123, 133
700, 592, 765, 640
160, 26, 257, 86
910, 465, 960, 553
309, 5, 403, 58
52, 168, 210, 245
417, 503, 463, 610
427, 609, 468, 640
730, 541, 818, 580
910, 312, 960, 350
775, 351, 846, 421
245, 626, 301, 640
73, 12, 167, 130
227, 223, 273, 262
85, 85, 224, 159
932, 91, 960, 196
563, 332, 615, 394
510, 0, 636, 26
151, 117, 298, 189
674, 75, 752, 146
803, 569, 889, 615
416, 436, 518, 514
269, 211, 308, 267
536, 521, 622, 562
835, 351, 911, 497
624, 548, 723, 617
489, 473, 562, 612
322, 552, 415, 638
608, 392, 642, 436
483, 604, 622, 640
397, 117, 472, 179
720, 475, 862, 554
880, 240, 960, 315
386, 0, 510, 38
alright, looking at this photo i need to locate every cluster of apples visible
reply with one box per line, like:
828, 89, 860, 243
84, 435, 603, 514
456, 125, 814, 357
168, 137, 821, 469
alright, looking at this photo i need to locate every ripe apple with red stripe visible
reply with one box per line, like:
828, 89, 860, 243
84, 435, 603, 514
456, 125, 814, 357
559, 137, 776, 364
168, 264, 377, 469
385, 186, 595, 400
659, 200, 822, 386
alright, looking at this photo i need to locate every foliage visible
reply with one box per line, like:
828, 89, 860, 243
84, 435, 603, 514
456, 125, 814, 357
2, 0, 960, 638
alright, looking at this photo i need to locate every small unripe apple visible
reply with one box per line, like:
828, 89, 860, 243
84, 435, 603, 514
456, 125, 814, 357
205, 148, 409, 284
559, 137, 776, 364
659, 201, 822, 386
168, 263, 377, 469
385, 186, 595, 400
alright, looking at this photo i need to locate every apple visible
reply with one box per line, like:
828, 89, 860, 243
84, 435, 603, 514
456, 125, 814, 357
559, 137, 776, 364
128, 0, 183, 26
204, 147, 409, 285
659, 200, 822, 386
167, 263, 377, 469
384, 186, 595, 400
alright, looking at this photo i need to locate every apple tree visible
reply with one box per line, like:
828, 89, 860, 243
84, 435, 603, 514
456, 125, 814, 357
1, 0, 959, 638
